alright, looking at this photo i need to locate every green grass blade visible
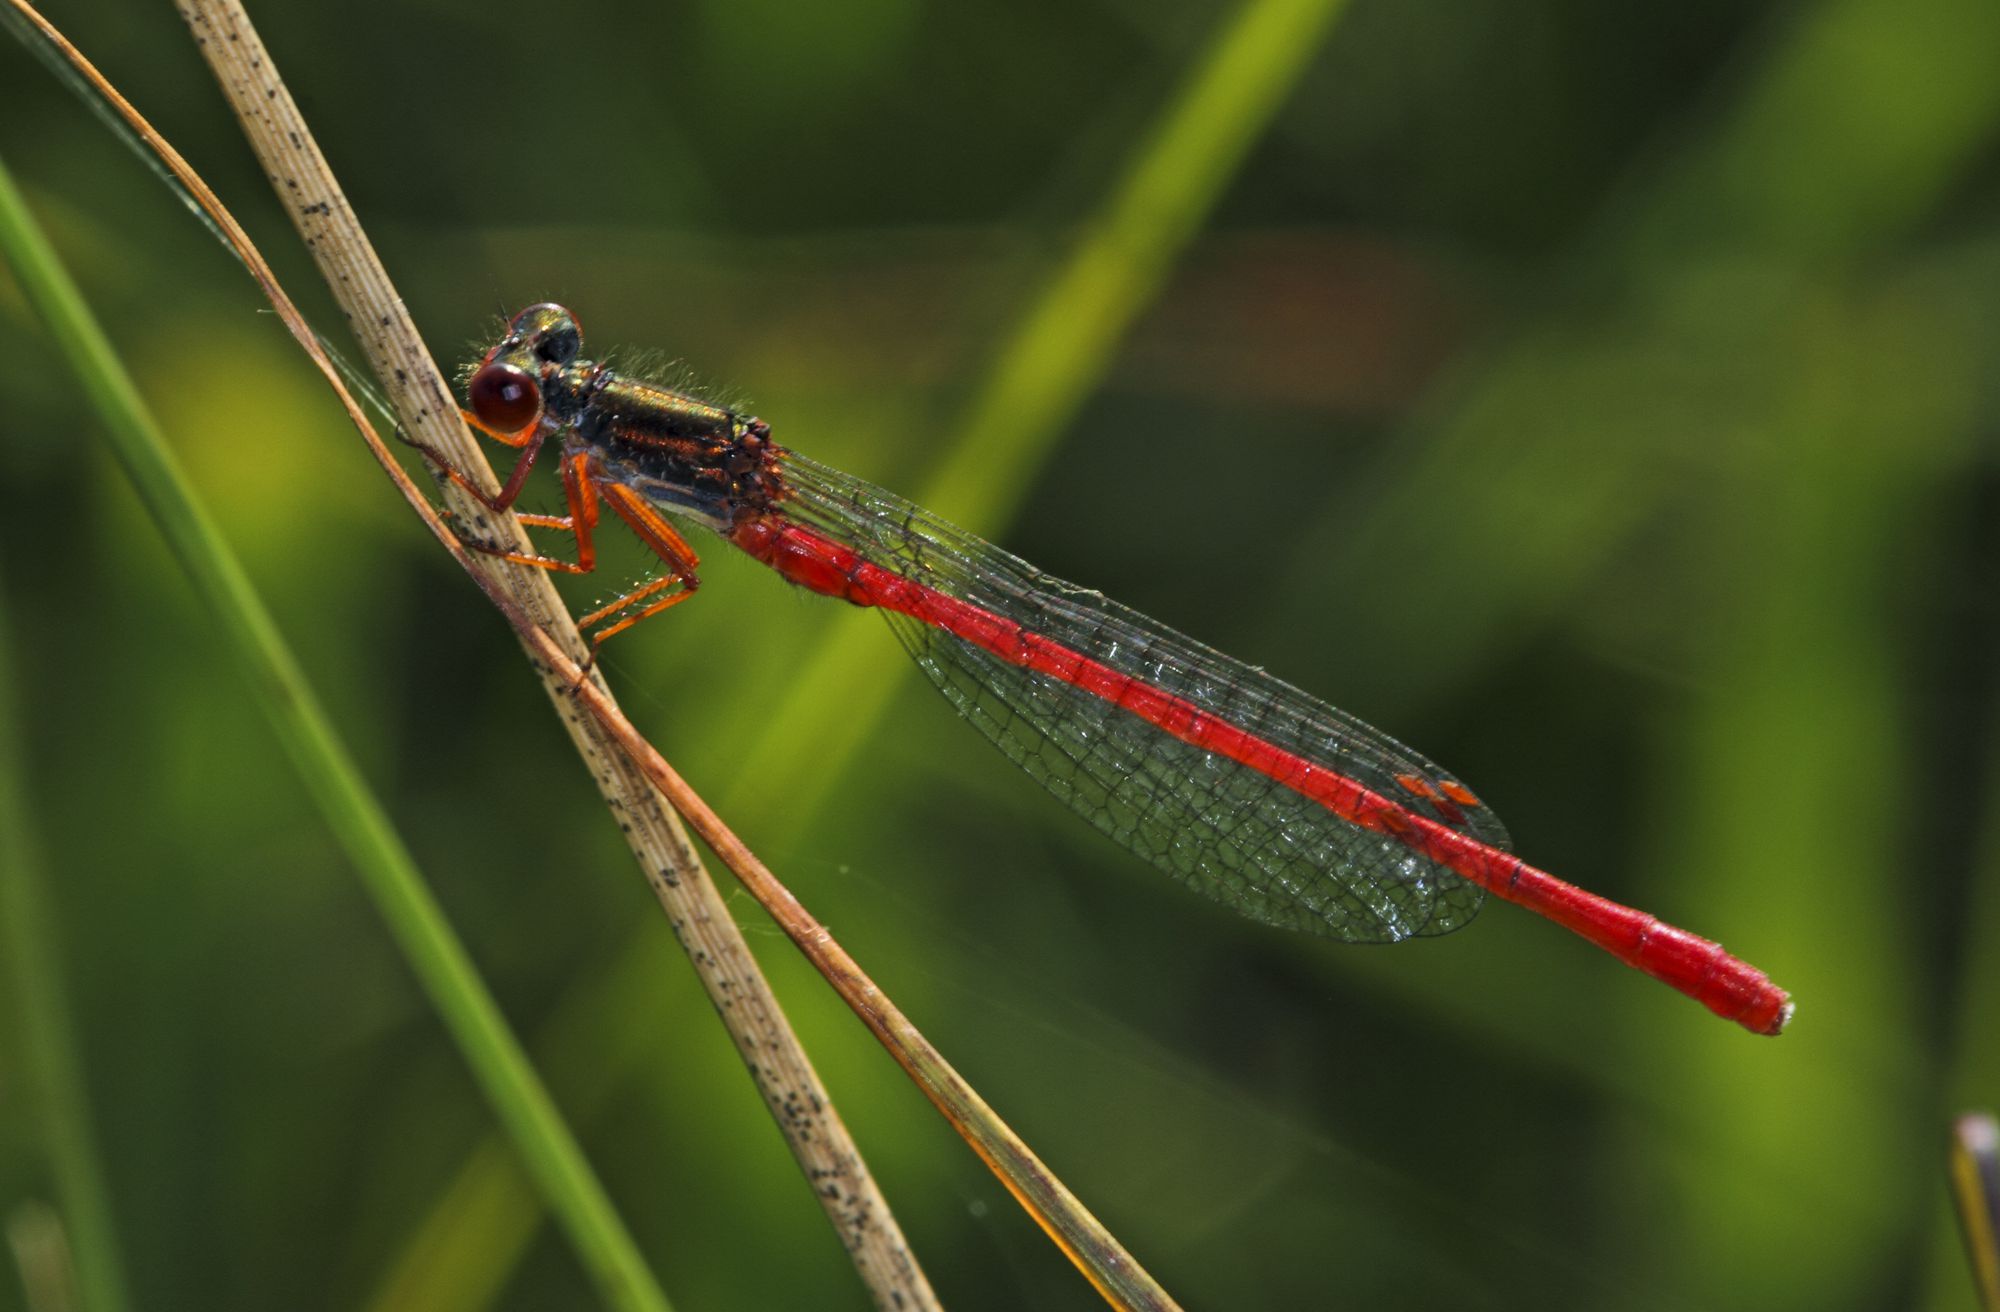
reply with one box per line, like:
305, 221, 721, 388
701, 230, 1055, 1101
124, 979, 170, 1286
730, 0, 1355, 821
926, 0, 1354, 522
0, 151, 672, 1312
0, 588, 132, 1312
369, 1, 1354, 1299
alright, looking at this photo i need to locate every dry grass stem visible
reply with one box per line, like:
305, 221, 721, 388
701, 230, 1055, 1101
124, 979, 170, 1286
166, 1, 936, 1304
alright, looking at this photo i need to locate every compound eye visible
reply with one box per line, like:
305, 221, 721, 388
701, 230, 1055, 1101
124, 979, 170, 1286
468, 361, 543, 435
535, 320, 580, 364
511, 302, 581, 364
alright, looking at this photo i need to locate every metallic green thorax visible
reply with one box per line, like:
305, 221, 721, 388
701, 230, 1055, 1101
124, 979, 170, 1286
470, 303, 785, 531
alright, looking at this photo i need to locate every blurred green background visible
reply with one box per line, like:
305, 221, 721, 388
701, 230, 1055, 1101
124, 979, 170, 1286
3, 0, 1998, 1308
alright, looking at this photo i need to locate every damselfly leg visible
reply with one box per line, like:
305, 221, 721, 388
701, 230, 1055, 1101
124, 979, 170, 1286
412, 411, 703, 656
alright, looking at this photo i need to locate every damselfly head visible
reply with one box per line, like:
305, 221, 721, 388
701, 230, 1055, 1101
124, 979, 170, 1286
508, 302, 582, 366
463, 304, 589, 437
466, 360, 543, 437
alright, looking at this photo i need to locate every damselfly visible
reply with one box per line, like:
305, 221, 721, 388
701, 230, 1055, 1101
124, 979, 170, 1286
421, 303, 1793, 1036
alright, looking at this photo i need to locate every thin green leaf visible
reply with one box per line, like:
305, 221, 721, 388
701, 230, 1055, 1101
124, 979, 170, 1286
0, 150, 672, 1312
0, 582, 132, 1312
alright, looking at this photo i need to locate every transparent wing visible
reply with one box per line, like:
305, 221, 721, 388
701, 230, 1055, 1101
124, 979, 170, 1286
778, 453, 1509, 943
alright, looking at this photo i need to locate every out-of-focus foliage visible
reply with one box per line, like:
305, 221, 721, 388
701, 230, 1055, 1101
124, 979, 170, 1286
2, 1, 1997, 1309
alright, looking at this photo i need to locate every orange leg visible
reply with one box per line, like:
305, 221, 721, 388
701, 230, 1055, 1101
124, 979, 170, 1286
573, 480, 705, 646
460, 449, 604, 575
407, 409, 551, 517
575, 574, 700, 650
412, 417, 708, 657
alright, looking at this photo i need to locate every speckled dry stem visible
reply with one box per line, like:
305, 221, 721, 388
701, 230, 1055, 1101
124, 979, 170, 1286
521, 623, 1183, 1312
170, 1, 935, 1305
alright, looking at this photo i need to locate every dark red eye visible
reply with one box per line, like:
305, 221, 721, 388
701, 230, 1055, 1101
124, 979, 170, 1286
468, 362, 543, 435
